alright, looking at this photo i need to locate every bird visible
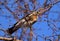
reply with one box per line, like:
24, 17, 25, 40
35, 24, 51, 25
6, 11, 38, 34
6, 4, 52, 34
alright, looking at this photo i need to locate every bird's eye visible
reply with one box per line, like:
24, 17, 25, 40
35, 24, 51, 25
37, 12, 38, 13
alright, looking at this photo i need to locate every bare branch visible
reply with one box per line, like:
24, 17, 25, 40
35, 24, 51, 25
0, 36, 22, 41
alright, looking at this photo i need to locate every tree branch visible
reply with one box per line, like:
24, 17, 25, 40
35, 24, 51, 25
0, 37, 22, 41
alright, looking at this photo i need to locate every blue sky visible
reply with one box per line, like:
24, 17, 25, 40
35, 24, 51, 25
0, 0, 60, 41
